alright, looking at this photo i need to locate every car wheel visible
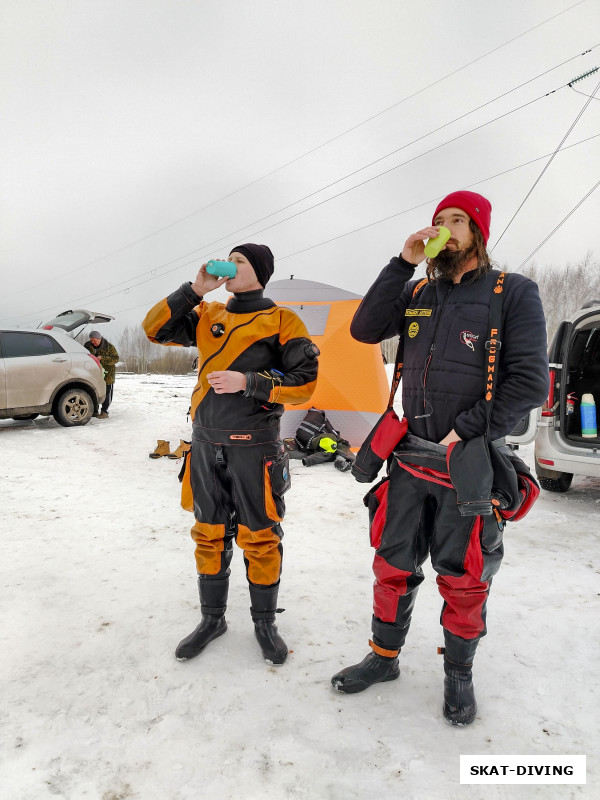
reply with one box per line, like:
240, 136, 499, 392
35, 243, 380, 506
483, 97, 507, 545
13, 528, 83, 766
53, 388, 94, 427
11, 413, 39, 420
538, 473, 573, 493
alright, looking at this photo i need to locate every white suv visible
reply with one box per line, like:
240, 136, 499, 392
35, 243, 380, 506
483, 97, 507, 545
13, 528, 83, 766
508, 301, 600, 492
0, 325, 106, 427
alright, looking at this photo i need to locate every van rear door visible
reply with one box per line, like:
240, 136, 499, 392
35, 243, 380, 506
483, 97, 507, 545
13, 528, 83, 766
559, 310, 600, 444
506, 408, 540, 445
506, 319, 570, 446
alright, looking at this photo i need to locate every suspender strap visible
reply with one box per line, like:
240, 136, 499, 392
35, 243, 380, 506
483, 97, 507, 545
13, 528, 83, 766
388, 278, 428, 408
483, 271, 508, 436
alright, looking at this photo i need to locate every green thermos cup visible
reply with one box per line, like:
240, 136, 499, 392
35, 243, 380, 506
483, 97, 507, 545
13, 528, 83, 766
424, 226, 451, 258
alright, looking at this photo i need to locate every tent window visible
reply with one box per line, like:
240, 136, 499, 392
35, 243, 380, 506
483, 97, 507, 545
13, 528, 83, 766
285, 305, 331, 336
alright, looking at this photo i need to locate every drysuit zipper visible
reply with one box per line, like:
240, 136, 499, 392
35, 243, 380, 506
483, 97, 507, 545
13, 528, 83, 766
190, 307, 280, 402
418, 284, 454, 419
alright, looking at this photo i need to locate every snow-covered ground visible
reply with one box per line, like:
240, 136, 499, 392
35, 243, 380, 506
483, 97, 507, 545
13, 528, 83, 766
1, 373, 598, 799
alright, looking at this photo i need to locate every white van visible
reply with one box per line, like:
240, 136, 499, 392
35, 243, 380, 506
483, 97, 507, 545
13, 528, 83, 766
508, 301, 600, 492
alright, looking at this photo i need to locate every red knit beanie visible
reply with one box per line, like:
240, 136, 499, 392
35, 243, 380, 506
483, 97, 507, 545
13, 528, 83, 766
432, 191, 492, 246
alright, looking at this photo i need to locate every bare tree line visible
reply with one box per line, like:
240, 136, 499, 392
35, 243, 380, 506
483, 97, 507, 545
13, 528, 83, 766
518, 252, 599, 344
117, 325, 196, 374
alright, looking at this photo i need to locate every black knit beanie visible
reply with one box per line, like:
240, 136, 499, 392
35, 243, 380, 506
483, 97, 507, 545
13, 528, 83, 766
229, 243, 274, 288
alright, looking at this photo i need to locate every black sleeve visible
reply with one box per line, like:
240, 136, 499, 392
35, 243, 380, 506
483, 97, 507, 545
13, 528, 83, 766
350, 256, 417, 343
142, 283, 203, 347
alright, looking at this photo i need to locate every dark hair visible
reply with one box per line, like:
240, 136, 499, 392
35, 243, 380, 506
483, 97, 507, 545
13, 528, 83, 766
426, 219, 494, 283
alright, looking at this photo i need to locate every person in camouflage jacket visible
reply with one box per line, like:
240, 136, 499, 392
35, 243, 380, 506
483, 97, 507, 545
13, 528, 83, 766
84, 331, 119, 418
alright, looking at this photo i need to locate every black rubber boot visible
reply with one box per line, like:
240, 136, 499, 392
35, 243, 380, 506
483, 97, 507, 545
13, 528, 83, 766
175, 575, 229, 661
443, 658, 477, 725
249, 582, 288, 665
331, 651, 400, 694
441, 631, 479, 725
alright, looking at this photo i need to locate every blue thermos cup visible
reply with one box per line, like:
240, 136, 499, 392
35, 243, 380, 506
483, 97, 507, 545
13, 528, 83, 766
206, 260, 237, 278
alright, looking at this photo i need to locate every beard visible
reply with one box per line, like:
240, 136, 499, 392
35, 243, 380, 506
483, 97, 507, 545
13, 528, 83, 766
429, 243, 476, 281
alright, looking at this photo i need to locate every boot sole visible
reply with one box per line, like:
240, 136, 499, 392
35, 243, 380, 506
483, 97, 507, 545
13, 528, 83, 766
331, 669, 400, 694
263, 651, 288, 666
175, 621, 227, 661
443, 703, 477, 726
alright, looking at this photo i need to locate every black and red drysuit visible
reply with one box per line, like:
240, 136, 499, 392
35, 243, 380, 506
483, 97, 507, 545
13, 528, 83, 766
143, 284, 318, 586
350, 256, 549, 660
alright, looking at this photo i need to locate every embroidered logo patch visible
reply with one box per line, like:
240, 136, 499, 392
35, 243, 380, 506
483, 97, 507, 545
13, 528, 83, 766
408, 322, 419, 338
405, 308, 432, 317
460, 331, 479, 351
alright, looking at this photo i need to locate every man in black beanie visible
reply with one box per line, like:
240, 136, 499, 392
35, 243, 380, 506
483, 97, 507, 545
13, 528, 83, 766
227, 243, 274, 289
143, 244, 319, 666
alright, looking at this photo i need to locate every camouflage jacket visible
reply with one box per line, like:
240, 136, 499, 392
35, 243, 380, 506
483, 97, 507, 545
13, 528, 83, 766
84, 338, 119, 384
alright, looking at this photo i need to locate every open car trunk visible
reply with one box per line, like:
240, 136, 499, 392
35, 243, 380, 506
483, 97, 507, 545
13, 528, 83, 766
42, 310, 114, 338
561, 313, 600, 445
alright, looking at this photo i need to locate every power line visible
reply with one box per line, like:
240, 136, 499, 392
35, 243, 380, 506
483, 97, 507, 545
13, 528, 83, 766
91, 47, 594, 281
115, 166, 600, 316
516, 179, 600, 270
6, 73, 580, 322
492, 75, 600, 250
4, 0, 588, 300
2, 85, 561, 324
570, 85, 600, 100
112, 174, 600, 318
8, 132, 599, 328
277, 134, 600, 262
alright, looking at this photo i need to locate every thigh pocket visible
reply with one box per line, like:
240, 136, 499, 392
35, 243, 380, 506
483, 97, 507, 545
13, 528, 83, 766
264, 451, 291, 522
365, 477, 390, 550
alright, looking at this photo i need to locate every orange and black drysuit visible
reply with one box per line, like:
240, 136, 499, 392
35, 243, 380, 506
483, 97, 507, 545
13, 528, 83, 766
143, 283, 318, 586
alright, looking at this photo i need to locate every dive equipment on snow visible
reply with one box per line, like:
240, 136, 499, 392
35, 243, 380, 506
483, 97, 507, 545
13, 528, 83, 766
289, 407, 355, 470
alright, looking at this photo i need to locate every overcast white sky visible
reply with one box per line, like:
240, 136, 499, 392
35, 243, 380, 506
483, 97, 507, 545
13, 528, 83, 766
1, 0, 599, 336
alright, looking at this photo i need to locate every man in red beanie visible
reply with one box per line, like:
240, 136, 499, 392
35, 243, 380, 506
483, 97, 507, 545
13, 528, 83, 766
331, 191, 549, 725
143, 245, 318, 666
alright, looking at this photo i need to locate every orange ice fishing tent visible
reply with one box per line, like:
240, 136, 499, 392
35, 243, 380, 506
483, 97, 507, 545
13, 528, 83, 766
267, 278, 389, 447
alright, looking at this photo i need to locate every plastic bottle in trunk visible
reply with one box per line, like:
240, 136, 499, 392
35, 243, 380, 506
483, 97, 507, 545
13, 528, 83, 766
580, 393, 597, 438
